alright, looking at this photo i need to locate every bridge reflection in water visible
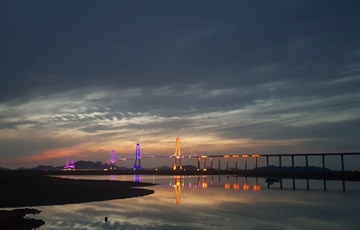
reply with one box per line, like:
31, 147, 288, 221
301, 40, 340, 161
171, 175, 260, 204
121, 175, 261, 205
110, 174, 357, 205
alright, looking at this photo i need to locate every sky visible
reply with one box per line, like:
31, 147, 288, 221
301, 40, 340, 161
1, 0, 360, 169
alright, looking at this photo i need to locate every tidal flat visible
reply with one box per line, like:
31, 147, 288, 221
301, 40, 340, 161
0, 171, 155, 229
0, 171, 155, 208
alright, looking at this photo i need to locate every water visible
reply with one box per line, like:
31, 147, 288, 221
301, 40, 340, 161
33, 175, 360, 229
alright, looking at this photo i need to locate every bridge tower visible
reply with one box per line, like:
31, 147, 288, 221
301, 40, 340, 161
133, 143, 142, 170
173, 138, 182, 170
110, 150, 117, 170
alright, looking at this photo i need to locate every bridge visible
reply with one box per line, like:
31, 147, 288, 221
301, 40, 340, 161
105, 138, 360, 176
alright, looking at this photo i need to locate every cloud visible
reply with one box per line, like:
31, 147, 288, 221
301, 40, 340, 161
1, 1, 360, 168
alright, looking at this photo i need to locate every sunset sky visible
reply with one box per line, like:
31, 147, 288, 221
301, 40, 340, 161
1, 1, 360, 169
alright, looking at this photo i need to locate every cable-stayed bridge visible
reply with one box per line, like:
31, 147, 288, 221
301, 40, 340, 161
104, 138, 360, 177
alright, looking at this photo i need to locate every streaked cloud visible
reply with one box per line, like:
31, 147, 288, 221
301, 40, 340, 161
0, 1, 359, 168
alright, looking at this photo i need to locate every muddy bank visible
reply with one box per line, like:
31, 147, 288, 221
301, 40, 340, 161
0, 208, 44, 230
0, 172, 155, 208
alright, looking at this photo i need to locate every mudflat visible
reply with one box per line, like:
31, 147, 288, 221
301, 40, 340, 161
0, 171, 155, 208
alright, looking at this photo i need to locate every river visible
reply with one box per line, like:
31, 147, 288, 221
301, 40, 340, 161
34, 175, 360, 230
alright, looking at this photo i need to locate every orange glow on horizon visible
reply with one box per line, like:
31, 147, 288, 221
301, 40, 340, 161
29, 148, 82, 161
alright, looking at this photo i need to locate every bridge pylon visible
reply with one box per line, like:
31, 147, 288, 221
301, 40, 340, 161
173, 138, 182, 170
134, 143, 142, 170
109, 150, 117, 170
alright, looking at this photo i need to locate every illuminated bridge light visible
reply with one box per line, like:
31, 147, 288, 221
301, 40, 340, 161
173, 138, 182, 170
253, 185, 261, 191
243, 184, 249, 190
242, 154, 248, 158
232, 155, 239, 158
252, 154, 259, 157
224, 155, 229, 158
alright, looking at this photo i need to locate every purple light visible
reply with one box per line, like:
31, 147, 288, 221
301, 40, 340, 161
135, 144, 140, 159
64, 157, 75, 169
134, 143, 142, 170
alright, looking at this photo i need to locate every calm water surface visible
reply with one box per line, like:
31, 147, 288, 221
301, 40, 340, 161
34, 175, 360, 230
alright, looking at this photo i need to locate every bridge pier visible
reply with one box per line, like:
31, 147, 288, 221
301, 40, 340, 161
292, 155, 295, 189
279, 156, 282, 189
305, 155, 309, 190
218, 156, 220, 170
234, 156, 238, 170
341, 154, 345, 191
243, 155, 248, 170
203, 157, 207, 170
197, 157, 201, 170
322, 154, 326, 191
279, 155, 282, 169
225, 156, 229, 170
252, 155, 258, 169
210, 157, 213, 169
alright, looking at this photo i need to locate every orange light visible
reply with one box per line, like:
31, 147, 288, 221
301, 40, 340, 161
225, 184, 230, 189
243, 184, 249, 190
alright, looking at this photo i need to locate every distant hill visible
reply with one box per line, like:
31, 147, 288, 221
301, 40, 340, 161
74, 160, 103, 169
32, 165, 56, 171
16, 167, 29, 170
0, 166, 10, 170
12, 160, 105, 171
157, 165, 172, 170
253, 165, 330, 172
155, 165, 197, 171
183, 165, 198, 170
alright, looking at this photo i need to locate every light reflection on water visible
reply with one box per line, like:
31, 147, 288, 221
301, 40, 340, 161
38, 175, 360, 230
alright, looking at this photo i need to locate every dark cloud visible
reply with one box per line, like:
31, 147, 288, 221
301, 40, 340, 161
1, 1, 359, 100
0, 1, 360, 167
